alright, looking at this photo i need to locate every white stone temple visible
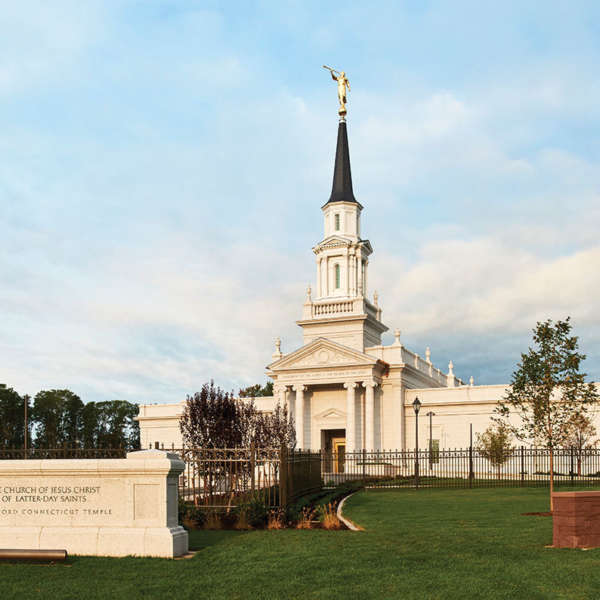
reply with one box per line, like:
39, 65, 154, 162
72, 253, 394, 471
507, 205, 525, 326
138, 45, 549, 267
137, 117, 598, 454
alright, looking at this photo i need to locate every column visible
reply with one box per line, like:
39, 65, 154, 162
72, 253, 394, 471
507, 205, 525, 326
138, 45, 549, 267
316, 258, 322, 297
400, 385, 406, 451
325, 257, 329, 297
357, 258, 363, 297
282, 386, 289, 411
344, 382, 357, 452
364, 381, 376, 450
345, 250, 350, 296
293, 385, 306, 449
349, 254, 354, 297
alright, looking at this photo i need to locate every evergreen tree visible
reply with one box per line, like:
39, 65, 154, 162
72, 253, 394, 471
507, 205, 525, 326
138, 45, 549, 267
32, 389, 83, 447
0, 384, 28, 448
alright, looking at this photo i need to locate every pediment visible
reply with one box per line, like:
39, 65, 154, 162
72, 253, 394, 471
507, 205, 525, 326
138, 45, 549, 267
313, 235, 352, 250
268, 338, 377, 371
314, 408, 346, 420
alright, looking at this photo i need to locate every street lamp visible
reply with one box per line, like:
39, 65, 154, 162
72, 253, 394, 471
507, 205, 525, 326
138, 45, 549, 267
426, 411, 435, 470
24, 394, 30, 459
412, 398, 421, 487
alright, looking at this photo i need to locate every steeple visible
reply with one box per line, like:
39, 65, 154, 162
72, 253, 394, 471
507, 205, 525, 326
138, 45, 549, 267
297, 110, 387, 352
325, 121, 358, 206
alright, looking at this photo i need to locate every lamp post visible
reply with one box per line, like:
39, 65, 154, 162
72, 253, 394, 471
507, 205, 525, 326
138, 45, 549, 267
24, 394, 30, 459
426, 411, 435, 470
412, 397, 421, 488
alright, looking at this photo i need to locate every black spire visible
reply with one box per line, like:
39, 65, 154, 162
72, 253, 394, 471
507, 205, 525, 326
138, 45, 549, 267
326, 121, 358, 205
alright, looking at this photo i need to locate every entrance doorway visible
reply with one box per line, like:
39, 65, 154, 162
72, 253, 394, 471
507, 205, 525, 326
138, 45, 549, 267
322, 429, 346, 475
332, 437, 346, 474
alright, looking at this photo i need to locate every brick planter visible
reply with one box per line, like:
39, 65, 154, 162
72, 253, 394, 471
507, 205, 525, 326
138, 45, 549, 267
552, 491, 600, 548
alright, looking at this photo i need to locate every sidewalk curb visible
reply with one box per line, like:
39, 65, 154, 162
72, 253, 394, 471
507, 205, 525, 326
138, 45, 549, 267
337, 492, 362, 531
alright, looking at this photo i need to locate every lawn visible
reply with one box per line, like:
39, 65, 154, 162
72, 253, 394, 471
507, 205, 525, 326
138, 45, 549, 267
2, 487, 600, 599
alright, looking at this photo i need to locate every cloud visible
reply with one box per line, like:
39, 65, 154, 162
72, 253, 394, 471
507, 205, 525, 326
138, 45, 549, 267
373, 236, 600, 383
2, 2, 600, 403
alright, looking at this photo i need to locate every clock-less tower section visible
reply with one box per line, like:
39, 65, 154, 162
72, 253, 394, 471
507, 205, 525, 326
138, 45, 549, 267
298, 121, 388, 352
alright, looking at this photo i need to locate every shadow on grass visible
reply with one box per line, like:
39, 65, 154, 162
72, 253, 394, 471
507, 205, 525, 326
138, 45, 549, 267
188, 529, 252, 552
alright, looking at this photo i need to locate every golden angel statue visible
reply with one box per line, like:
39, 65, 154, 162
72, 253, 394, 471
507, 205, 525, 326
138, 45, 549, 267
323, 66, 350, 117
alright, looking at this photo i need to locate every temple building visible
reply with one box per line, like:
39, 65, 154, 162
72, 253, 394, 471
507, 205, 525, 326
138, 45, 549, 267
137, 114, 518, 453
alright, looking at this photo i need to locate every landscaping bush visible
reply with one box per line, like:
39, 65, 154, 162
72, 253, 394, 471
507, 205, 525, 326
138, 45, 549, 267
237, 493, 269, 528
287, 480, 364, 525
179, 502, 208, 530
319, 502, 342, 530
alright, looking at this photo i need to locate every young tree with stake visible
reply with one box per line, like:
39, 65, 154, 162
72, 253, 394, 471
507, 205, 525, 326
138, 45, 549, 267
496, 318, 598, 511
476, 423, 513, 479
562, 413, 598, 476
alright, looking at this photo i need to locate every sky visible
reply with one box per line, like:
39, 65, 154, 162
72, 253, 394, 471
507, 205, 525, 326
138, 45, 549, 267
2, 1, 600, 404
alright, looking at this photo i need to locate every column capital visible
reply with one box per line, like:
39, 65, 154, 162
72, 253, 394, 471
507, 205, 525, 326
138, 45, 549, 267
293, 384, 307, 393
343, 382, 358, 390
362, 380, 377, 389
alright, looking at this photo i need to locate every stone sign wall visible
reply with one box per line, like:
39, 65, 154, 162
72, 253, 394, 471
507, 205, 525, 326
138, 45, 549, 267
0, 449, 188, 558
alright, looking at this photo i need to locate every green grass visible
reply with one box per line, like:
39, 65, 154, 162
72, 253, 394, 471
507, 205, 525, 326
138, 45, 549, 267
2, 487, 600, 599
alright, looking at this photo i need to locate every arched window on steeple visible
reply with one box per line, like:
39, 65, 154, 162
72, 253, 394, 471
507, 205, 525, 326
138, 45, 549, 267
334, 213, 340, 231
335, 263, 341, 289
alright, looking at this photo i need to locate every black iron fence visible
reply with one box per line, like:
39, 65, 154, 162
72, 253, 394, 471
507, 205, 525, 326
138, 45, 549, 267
175, 446, 322, 509
3, 446, 600, 504
322, 447, 600, 489
176, 446, 280, 509
0, 445, 323, 509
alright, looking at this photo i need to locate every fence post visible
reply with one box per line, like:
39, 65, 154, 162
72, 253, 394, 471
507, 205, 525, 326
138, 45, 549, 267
279, 444, 288, 509
469, 444, 474, 488
250, 442, 256, 492
362, 448, 366, 482
570, 446, 575, 484
520, 446, 525, 487
415, 448, 419, 489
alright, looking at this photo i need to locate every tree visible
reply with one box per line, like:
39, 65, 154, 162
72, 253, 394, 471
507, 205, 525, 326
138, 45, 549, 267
81, 401, 100, 448
476, 423, 513, 479
180, 381, 240, 449
81, 400, 140, 450
562, 413, 598, 476
496, 318, 599, 510
238, 381, 274, 398
0, 384, 28, 448
181, 381, 297, 450
261, 402, 296, 449
32, 389, 84, 448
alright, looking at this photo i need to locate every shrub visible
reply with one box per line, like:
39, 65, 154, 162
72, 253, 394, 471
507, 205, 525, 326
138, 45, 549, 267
296, 507, 315, 529
237, 493, 268, 529
319, 502, 342, 529
267, 508, 285, 530
179, 502, 208, 530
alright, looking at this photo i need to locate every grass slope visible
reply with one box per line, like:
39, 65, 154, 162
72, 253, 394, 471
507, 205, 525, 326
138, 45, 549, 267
2, 488, 600, 600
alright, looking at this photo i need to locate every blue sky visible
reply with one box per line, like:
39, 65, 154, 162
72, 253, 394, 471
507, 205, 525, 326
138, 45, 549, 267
2, 1, 600, 403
